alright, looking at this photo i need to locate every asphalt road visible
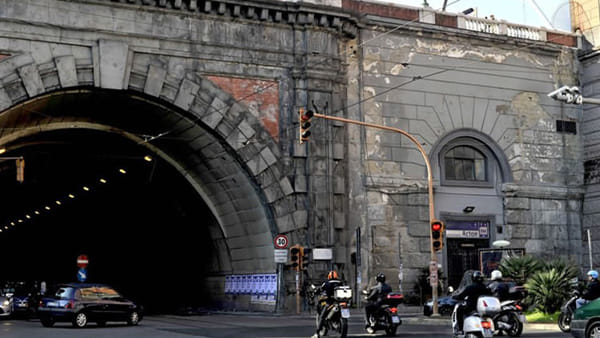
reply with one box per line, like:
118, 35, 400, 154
0, 314, 572, 338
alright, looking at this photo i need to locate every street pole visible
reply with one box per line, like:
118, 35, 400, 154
312, 112, 439, 315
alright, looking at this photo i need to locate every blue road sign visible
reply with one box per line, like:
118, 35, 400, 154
77, 268, 87, 282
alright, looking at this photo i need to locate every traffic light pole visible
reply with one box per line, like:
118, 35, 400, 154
311, 113, 440, 316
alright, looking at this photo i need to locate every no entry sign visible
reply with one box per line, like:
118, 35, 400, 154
77, 254, 89, 268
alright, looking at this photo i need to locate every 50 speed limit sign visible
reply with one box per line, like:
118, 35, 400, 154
274, 234, 288, 249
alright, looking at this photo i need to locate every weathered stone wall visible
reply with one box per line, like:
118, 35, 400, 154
581, 52, 600, 263
350, 15, 584, 294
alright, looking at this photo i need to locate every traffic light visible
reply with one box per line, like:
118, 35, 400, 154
300, 247, 311, 271
431, 220, 444, 252
290, 245, 303, 271
16, 158, 24, 183
299, 108, 314, 144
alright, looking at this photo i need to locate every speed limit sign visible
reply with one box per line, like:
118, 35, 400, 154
274, 234, 288, 249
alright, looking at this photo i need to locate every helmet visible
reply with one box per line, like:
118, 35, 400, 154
328, 271, 339, 280
588, 270, 599, 279
472, 271, 484, 283
376, 273, 386, 283
491, 270, 503, 281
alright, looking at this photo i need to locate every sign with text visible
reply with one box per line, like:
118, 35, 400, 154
274, 249, 288, 263
312, 248, 333, 260
445, 220, 490, 239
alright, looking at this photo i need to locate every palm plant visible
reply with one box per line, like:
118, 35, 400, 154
525, 267, 577, 314
499, 255, 542, 285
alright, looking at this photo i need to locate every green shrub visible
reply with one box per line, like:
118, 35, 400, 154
499, 255, 542, 285
524, 261, 579, 314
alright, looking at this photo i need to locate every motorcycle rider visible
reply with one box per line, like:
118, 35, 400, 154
576, 270, 600, 308
488, 270, 510, 301
365, 272, 392, 328
312, 270, 343, 338
452, 271, 492, 334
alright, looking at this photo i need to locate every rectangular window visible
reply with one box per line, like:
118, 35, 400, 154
556, 120, 577, 134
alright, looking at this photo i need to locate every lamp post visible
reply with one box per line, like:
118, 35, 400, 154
310, 112, 440, 315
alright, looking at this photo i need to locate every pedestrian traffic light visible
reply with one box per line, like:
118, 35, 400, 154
290, 245, 303, 271
299, 108, 314, 144
16, 158, 24, 183
431, 220, 444, 252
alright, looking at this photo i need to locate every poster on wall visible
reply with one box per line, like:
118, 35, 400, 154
479, 248, 525, 277
224, 275, 232, 295
225, 274, 277, 304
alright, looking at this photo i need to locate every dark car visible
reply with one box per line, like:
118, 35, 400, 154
571, 298, 600, 338
37, 283, 143, 328
11, 282, 41, 318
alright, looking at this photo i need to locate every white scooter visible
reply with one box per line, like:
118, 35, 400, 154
451, 295, 501, 338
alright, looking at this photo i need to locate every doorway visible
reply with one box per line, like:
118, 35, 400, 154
446, 238, 489, 289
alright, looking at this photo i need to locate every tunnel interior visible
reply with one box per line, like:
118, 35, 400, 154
0, 101, 224, 314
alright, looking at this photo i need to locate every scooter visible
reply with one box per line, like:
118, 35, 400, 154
493, 299, 525, 337
451, 295, 500, 338
558, 290, 579, 333
362, 290, 403, 336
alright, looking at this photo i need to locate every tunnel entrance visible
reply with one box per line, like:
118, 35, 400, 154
0, 124, 217, 314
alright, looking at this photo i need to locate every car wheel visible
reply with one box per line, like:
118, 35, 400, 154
588, 322, 600, 338
127, 310, 140, 326
72, 312, 88, 328
41, 318, 55, 327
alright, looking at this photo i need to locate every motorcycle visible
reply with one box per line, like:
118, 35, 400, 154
492, 299, 525, 337
314, 285, 352, 338
451, 295, 500, 338
362, 290, 403, 336
558, 290, 580, 333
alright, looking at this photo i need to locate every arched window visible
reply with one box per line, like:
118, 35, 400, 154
438, 137, 497, 187
444, 145, 486, 181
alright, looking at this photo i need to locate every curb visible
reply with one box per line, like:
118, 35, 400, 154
401, 316, 561, 332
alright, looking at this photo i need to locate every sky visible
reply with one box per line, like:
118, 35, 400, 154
376, 0, 572, 31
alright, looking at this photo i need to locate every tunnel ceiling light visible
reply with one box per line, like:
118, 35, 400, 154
68, 194, 75, 199
10, 222, 14, 226
3, 226, 6, 230
118, 168, 126, 174
55, 200, 61, 205
144, 155, 152, 162
34, 210, 40, 215
0, 147, 6, 155
99, 178, 107, 184
25, 215, 31, 219
17, 219, 22, 223
45, 206, 51, 210
83, 186, 90, 191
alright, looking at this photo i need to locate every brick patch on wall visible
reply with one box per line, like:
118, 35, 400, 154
207, 76, 279, 141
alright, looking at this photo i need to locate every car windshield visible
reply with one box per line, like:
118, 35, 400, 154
79, 286, 120, 300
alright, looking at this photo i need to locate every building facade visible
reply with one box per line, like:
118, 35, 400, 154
0, 0, 590, 311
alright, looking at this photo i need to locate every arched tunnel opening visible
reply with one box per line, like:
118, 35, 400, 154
0, 127, 219, 315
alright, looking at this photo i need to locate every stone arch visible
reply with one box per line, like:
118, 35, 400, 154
0, 43, 297, 279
